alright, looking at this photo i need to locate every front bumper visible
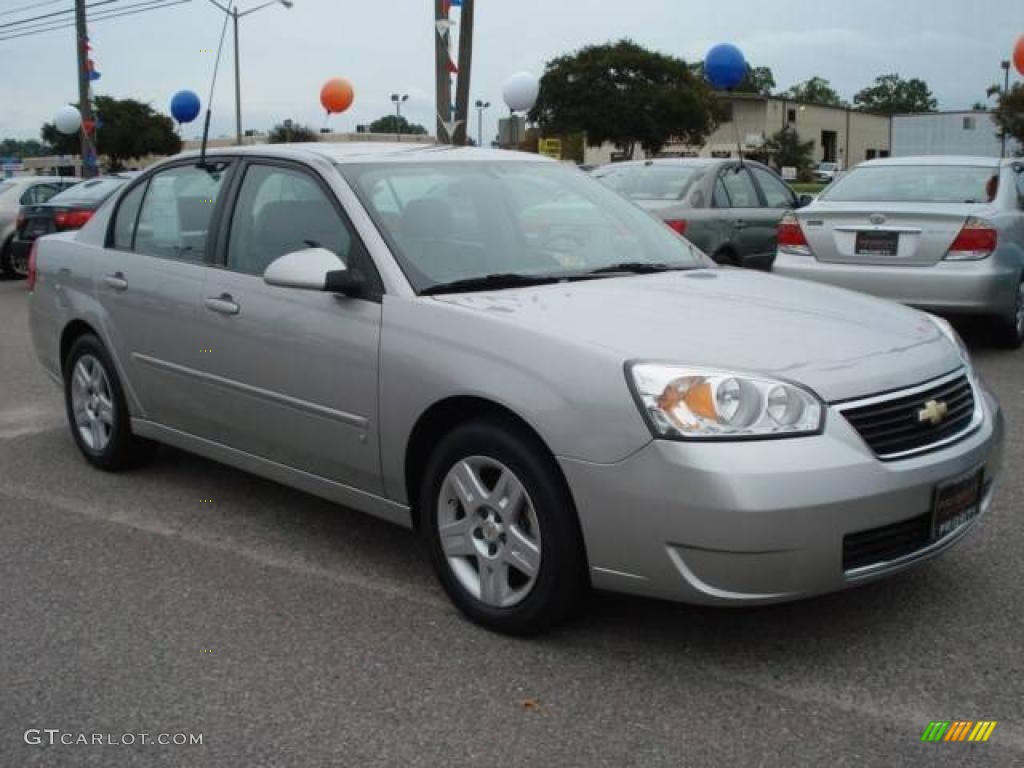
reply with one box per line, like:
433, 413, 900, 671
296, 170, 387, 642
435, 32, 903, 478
773, 251, 1019, 317
560, 387, 1003, 605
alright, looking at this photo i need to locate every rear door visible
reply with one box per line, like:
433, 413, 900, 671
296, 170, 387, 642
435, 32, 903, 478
194, 159, 384, 493
716, 164, 776, 261
97, 161, 233, 433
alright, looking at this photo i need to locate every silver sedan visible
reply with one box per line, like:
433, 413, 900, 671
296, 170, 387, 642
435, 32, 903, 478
774, 156, 1024, 349
28, 144, 1003, 634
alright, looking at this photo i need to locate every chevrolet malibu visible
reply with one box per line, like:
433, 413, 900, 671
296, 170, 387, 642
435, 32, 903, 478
28, 144, 1004, 634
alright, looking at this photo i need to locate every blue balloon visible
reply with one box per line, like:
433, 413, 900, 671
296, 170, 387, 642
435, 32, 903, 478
703, 43, 748, 91
170, 90, 201, 124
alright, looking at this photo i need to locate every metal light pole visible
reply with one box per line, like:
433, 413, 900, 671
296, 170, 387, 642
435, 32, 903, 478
1000, 59, 1010, 158
207, 0, 294, 146
474, 99, 490, 147
391, 93, 409, 141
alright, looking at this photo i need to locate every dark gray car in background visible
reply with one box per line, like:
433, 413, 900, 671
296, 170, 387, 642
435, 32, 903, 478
592, 158, 810, 270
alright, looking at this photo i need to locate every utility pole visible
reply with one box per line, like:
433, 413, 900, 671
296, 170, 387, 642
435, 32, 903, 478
434, 0, 451, 142
1000, 59, 1010, 158
452, 0, 474, 146
74, 0, 96, 178
233, 7, 242, 145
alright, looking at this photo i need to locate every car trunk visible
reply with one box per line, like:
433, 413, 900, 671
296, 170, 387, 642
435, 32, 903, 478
798, 202, 980, 267
18, 205, 66, 241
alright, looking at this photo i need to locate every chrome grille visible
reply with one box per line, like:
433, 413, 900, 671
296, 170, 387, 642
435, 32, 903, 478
838, 372, 977, 459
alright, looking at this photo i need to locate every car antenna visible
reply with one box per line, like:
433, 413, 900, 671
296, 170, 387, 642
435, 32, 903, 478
198, 0, 235, 170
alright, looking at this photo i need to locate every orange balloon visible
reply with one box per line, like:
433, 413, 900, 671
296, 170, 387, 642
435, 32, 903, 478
320, 78, 355, 114
1014, 35, 1024, 77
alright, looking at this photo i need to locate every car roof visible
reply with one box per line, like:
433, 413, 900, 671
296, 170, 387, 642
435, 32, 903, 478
2, 175, 72, 185
858, 155, 1006, 168
595, 158, 722, 171
177, 142, 556, 166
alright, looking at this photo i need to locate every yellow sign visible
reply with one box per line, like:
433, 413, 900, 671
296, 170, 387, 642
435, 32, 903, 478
538, 138, 562, 160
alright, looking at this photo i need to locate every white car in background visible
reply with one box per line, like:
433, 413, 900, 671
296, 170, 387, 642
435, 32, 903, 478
774, 156, 1024, 349
813, 162, 841, 183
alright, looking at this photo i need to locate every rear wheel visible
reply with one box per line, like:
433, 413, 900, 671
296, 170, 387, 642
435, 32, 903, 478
712, 247, 739, 267
9, 245, 29, 278
0, 237, 15, 278
420, 419, 588, 635
64, 334, 156, 470
990, 279, 1024, 350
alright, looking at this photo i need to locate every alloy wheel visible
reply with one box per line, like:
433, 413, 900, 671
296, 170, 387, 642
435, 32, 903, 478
70, 354, 115, 452
436, 456, 542, 608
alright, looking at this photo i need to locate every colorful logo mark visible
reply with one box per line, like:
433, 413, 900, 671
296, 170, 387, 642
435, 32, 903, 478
921, 721, 997, 743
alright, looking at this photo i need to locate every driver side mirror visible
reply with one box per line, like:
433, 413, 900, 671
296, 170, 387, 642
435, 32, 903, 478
796, 194, 815, 208
263, 247, 364, 296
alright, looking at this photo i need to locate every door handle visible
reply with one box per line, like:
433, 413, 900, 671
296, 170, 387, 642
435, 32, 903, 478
204, 294, 240, 316
103, 272, 128, 291
734, 219, 748, 230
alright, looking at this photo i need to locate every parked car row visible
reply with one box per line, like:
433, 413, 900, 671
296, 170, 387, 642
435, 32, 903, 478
0, 175, 80, 276
27, 143, 1005, 635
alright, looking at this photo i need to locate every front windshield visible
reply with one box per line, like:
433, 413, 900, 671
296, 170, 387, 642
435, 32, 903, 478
48, 178, 126, 205
822, 164, 999, 204
342, 161, 707, 292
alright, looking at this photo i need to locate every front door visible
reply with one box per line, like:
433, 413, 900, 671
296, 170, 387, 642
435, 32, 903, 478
717, 165, 777, 262
194, 161, 384, 494
97, 162, 232, 434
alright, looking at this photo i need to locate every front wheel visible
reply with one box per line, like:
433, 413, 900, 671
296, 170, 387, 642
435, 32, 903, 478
420, 420, 588, 635
990, 279, 1024, 350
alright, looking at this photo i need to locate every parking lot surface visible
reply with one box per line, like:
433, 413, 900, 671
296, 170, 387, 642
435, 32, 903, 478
0, 278, 1020, 767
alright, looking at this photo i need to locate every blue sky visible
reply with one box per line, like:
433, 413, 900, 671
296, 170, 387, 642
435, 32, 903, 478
0, 0, 1021, 142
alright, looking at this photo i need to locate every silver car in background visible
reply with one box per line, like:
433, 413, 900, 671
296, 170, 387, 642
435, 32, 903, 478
774, 156, 1024, 348
28, 144, 1003, 634
0, 175, 79, 276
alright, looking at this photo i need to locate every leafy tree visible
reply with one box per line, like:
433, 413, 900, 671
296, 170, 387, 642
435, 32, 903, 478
368, 115, 428, 135
853, 74, 937, 114
41, 96, 180, 171
971, 102, 988, 111
690, 63, 776, 96
992, 83, 1024, 153
530, 39, 719, 158
0, 138, 51, 158
781, 77, 845, 107
762, 126, 815, 177
267, 121, 318, 143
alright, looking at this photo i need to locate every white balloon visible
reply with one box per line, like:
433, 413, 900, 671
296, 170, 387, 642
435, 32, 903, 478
502, 71, 539, 112
54, 105, 82, 135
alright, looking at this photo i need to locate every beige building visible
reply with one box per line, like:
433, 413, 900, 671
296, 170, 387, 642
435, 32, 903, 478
20, 130, 435, 176
584, 93, 892, 168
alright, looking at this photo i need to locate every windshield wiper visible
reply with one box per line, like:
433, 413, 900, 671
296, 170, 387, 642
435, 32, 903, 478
420, 273, 564, 296
586, 262, 690, 275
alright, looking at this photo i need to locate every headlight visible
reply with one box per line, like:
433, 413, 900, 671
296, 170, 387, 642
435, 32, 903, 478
627, 363, 824, 440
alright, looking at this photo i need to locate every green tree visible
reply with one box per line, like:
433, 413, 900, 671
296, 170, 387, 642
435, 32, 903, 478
762, 126, 815, 177
992, 83, 1024, 154
781, 77, 845, 107
266, 121, 318, 143
530, 39, 719, 158
690, 63, 776, 96
853, 74, 937, 114
41, 96, 180, 171
368, 115, 428, 135
0, 138, 51, 158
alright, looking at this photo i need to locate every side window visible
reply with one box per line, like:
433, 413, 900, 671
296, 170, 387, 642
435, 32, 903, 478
112, 182, 148, 250
720, 168, 760, 208
134, 164, 229, 262
751, 167, 796, 208
1016, 170, 1024, 209
226, 164, 354, 278
21, 184, 59, 205
713, 177, 731, 208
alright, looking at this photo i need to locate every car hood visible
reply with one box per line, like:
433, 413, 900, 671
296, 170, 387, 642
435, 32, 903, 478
432, 269, 963, 402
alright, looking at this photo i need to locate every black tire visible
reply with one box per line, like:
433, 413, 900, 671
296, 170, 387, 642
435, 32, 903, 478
0, 237, 15, 278
419, 419, 588, 635
712, 247, 740, 268
990, 279, 1024, 350
63, 334, 156, 471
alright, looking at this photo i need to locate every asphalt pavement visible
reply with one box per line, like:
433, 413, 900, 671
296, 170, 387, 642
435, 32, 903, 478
0, 277, 1020, 767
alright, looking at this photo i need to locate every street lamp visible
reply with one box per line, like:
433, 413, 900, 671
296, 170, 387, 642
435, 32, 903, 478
207, 0, 294, 146
474, 99, 490, 147
391, 93, 409, 141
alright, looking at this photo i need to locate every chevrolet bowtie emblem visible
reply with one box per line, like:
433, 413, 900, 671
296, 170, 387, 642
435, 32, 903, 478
918, 399, 949, 426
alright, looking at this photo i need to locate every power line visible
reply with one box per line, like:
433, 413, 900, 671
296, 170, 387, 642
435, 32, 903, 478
0, 0, 65, 19
0, 0, 187, 40
0, 0, 119, 29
